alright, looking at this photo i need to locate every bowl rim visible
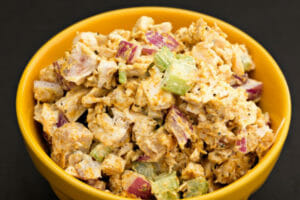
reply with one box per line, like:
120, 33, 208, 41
16, 6, 291, 200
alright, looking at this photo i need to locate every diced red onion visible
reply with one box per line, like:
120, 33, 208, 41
53, 61, 65, 85
163, 33, 179, 50
232, 74, 248, 87
239, 79, 263, 101
56, 112, 68, 127
141, 47, 157, 55
53, 61, 75, 90
233, 74, 244, 82
171, 116, 188, 142
165, 107, 193, 149
174, 107, 194, 131
116, 41, 133, 57
137, 154, 151, 161
246, 87, 262, 101
127, 177, 152, 199
237, 137, 247, 153
145, 31, 179, 51
116, 41, 140, 64
127, 46, 138, 64
53, 61, 61, 71
145, 31, 164, 48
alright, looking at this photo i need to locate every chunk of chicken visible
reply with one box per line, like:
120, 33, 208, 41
56, 87, 88, 122
73, 32, 100, 51
108, 29, 131, 43
164, 147, 189, 172
208, 149, 233, 165
97, 46, 116, 58
97, 60, 118, 89
60, 42, 99, 85
34, 80, 63, 102
165, 107, 195, 149
108, 86, 134, 110
142, 132, 172, 161
88, 107, 130, 148
39, 64, 59, 83
201, 159, 215, 179
34, 103, 60, 143
109, 174, 123, 194
133, 84, 147, 111
189, 82, 257, 128
133, 115, 174, 161
175, 18, 212, 45
214, 153, 255, 184
142, 67, 175, 110
101, 154, 126, 176
87, 179, 106, 190
192, 42, 223, 66
132, 16, 154, 34
81, 87, 108, 107
152, 22, 172, 33
75, 156, 101, 180
231, 44, 255, 75
65, 151, 101, 180
53, 60, 76, 90
210, 35, 233, 65
256, 131, 275, 159
121, 63, 149, 78
51, 122, 93, 168
181, 162, 205, 180
132, 113, 156, 141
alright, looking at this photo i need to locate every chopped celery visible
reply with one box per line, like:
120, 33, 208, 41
118, 70, 127, 84
241, 55, 252, 71
175, 54, 196, 66
183, 177, 208, 198
161, 59, 197, 95
154, 46, 175, 72
151, 172, 179, 200
90, 144, 111, 162
162, 74, 191, 96
132, 162, 157, 180
155, 190, 179, 200
153, 47, 197, 95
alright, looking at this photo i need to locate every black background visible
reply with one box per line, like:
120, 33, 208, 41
1, 0, 299, 199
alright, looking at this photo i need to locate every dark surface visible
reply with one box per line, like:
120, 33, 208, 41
1, 0, 299, 199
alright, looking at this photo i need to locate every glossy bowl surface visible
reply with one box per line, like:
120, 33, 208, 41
16, 7, 291, 200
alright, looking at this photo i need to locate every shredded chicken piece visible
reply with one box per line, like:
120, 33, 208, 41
102, 154, 126, 176
34, 80, 63, 102
51, 123, 93, 168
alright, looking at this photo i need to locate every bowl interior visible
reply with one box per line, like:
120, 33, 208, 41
17, 7, 291, 200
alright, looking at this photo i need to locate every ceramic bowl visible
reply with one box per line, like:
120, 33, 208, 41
16, 7, 291, 200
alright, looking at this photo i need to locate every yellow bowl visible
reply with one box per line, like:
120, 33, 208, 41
16, 7, 291, 200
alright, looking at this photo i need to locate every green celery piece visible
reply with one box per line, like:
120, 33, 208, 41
184, 177, 209, 198
151, 172, 179, 200
241, 55, 252, 71
132, 162, 157, 180
118, 70, 127, 84
161, 59, 197, 95
162, 74, 191, 96
175, 54, 196, 66
90, 144, 111, 162
154, 46, 175, 72
155, 190, 179, 200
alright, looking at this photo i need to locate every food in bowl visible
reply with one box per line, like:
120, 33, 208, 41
33, 16, 275, 199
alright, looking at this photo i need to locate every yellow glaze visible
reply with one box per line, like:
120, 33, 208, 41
16, 7, 291, 200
